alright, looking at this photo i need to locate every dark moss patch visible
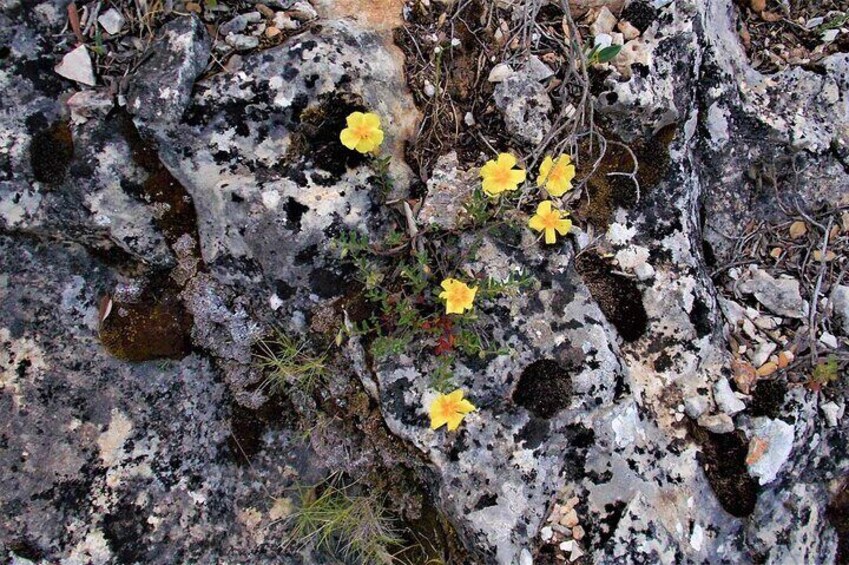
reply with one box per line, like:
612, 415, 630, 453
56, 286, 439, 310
513, 359, 573, 418
99, 277, 192, 362
749, 379, 786, 419
827, 478, 849, 565
575, 254, 648, 343
579, 125, 675, 228
514, 417, 551, 450
8, 538, 44, 561
688, 422, 758, 517
118, 112, 200, 248
226, 393, 294, 463
621, 1, 658, 32
286, 91, 368, 179
689, 296, 712, 338
29, 120, 74, 184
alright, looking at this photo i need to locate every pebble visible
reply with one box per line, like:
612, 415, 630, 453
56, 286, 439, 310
288, 0, 318, 21
464, 112, 475, 126
561, 508, 579, 528
273, 12, 299, 30
590, 6, 617, 37
594, 33, 613, 49
748, 341, 777, 368
55, 45, 96, 86
572, 525, 585, 540
488, 63, 514, 82
98, 8, 125, 35
423, 80, 436, 97
819, 332, 838, 349
697, 413, 734, 434
618, 19, 640, 40
185, 2, 201, 12
540, 526, 554, 541
747, 417, 794, 485
265, 26, 281, 38
226, 33, 260, 51
821, 401, 844, 427
714, 378, 746, 416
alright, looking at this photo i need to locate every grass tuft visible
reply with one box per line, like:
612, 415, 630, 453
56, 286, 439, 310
254, 329, 328, 396
286, 474, 404, 564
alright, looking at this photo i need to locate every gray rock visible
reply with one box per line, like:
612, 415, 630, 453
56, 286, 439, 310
747, 417, 795, 485
493, 72, 552, 145
54, 45, 96, 86
225, 33, 260, 51
524, 54, 554, 81
126, 15, 211, 134
748, 341, 777, 368
698, 413, 735, 434
737, 267, 808, 319
832, 284, 849, 336
714, 378, 746, 416
684, 395, 709, 418
97, 8, 125, 35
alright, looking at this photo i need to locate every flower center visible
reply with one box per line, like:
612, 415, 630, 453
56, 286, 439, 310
491, 165, 512, 186
540, 212, 561, 229
449, 286, 470, 304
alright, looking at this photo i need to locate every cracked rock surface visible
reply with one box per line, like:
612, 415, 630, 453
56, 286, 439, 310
2, 0, 849, 563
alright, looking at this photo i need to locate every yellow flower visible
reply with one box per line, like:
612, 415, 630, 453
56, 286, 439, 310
528, 200, 572, 244
340, 111, 385, 154
536, 154, 576, 197
480, 153, 527, 197
429, 389, 476, 431
438, 278, 477, 315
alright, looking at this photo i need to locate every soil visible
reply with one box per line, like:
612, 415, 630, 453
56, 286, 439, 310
575, 254, 648, 343
513, 359, 573, 418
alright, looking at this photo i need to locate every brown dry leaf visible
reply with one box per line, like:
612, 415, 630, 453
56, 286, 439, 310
733, 359, 758, 394
789, 221, 807, 239
813, 250, 837, 262
186, 2, 201, 12
777, 350, 793, 368
761, 10, 783, 22
67, 2, 84, 43
757, 361, 778, 377
746, 437, 770, 465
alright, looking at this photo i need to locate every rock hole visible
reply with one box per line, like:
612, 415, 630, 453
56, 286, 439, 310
827, 478, 849, 565
575, 254, 648, 343
749, 379, 786, 419
512, 359, 573, 419
688, 422, 758, 517
29, 120, 74, 184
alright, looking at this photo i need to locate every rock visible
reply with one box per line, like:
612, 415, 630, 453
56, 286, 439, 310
487, 62, 514, 83
97, 8, 125, 35
748, 341, 776, 368
288, 0, 318, 21
226, 33, 260, 51
819, 332, 838, 349
417, 152, 477, 230
594, 32, 613, 49
273, 12, 299, 30
820, 401, 844, 427
126, 15, 211, 134
540, 525, 553, 541
737, 267, 808, 319
67, 90, 114, 124
524, 54, 554, 81
747, 418, 794, 485
493, 72, 553, 145
618, 19, 640, 40
611, 38, 651, 79
698, 413, 735, 434
685, 396, 709, 418
55, 45, 96, 86
519, 548, 534, 565
832, 285, 849, 336
714, 378, 746, 416
589, 6, 618, 37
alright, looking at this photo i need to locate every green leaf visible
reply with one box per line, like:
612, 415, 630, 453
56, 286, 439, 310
596, 45, 622, 63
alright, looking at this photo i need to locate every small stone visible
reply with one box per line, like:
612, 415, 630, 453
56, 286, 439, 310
571, 525, 585, 540
488, 63, 514, 82
806, 16, 824, 29
220, 14, 250, 35
617, 20, 640, 40
561, 509, 579, 528
776, 351, 793, 368
822, 29, 840, 43
423, 80, 436, 97
684, 396, 708, 418
226, 33, 260, 51
819, 332, 838, 349
273, 12, 299, 30
525, 54, 554, 81
265, 26, 281, 38
714, 378, 746, 416
185, 2, 201, 12
520, 549, 533, 565
464, 112, 475, 126
559, 540, 573, 552
698, 413, 735, 434
590, 6, 617, 37
55, 45, 96, 86
770, 247, 782, 258
832, 285, 849, 336
748, 341, 777, 368
540, 525, 554, 541
594, 33, 613, 49
98, 8, 125, 35
256, 3, 275, 18
821, 401, 844, 427
565, 496, 580, 509
747, 417, 794, 485
738, 268, 807, 319
749, 0, 765, 12
288, 0, 318, 21
569, 545, 585, 562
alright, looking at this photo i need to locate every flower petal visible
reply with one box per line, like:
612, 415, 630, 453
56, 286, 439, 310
362, 112, 381, 128
482, 178, 502, 196
509, 169, 527, 188
556, 218, 573, 235
346, 111, 365, 127
340, 128, 359, 150
497, 152, 517, 169
446, 413, 464, 431
537, 200, 553, 215
447, 389, 464, 402
458, 399, 476, 413
537, 155, 553, 186
528, 215, 545, 231
371, 128, 385, 149
545, 228, 556, 244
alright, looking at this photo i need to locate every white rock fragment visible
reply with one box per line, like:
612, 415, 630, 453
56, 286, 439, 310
464, 111, 475, 126
67, 90, 113, 124
590, 6, 617, 37
269, 293, 284, 311
634, 262, 655, 281
559, 540, 573, 552
288, 0, 318, 21
618, 19, 640, 40
821, 401, 844, 428
524, 54, 554, 81
831, 285, 849, 336
540, 525, 553, 541
594, 33, 613, 49
488, 63, 514, 82
684, 396, 708, 419
569, 545, 584, 562
98, 8, 125, 35
819, 332, 838, 349
822, 29, 839, 43
748, 341, 776, 368
519, 548, 533, 565
698, 413, 734, 434
423, 80, 436, 97
714, 378, 746, 416
747, 417, 794, 485
738, 267, 808, 319
273, 12, 299, 30
690, 524, 704, 552
55, 45, 96, 86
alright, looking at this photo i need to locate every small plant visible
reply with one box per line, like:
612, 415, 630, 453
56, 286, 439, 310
254, 329, 328, 395
808, 355, 840, 391
286, 474, 404, 564
587, 43, 622, 65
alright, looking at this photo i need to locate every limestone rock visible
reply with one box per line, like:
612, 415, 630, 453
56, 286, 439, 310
493, 72, 553, 145
738, 267, 808, 319
55, 45, 96, 86
417, 152, 477, 230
